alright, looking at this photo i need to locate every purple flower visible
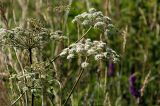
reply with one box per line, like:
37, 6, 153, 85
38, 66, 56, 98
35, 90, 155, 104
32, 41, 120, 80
129, 74, 140, 98
129, 74, 136, 86
108, 60, 115, 76
129, 86, 140, 98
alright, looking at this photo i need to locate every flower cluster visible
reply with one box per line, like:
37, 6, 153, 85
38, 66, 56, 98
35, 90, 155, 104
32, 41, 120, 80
3, 27, 50, 49
10, 62, 49, 81
1, 24, 67, 49
72, 8, 115, 34
31, 62, 46, 72
59, 39, 119, 68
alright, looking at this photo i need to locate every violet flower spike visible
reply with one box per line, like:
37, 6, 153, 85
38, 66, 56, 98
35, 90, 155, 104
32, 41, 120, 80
129, 74, 140, 98
129, 74, 136, 86
129, 86, 140, 98
108, 60, 115, 76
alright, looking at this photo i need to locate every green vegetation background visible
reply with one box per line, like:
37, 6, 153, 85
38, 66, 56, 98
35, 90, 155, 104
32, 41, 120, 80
0, 0, 159, 106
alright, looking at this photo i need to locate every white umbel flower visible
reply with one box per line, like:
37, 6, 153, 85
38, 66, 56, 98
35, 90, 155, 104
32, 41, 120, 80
85, 38, 91, 43
67, 54, 74, 59
87, 48, 97, 55
69, 48, 76, 54
81, 61, 89, 68
94, 54, 104, 61
97, 42, 106, 48
81, 12, 88, 18
96, 11, 103, 16
84, 44, 90, 50
82, 20, 90, 26
76, 47, 84, 53
103, 16, 111, 22
94, 22, 106, 30
103, 52, 108, 58
60, 48, 69, 56
89, 8, 96, 13
93, 40, 99, 45
60, 51, 67, 56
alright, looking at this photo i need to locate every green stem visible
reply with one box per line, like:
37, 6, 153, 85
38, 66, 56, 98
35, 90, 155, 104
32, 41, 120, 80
11, 91, 26, 106
75, 26, 92, 43
63, 69, 85, 105
14, 48, 28, 106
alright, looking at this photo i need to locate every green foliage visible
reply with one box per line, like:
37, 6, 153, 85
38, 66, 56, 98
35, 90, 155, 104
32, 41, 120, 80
0, 0, 159, 106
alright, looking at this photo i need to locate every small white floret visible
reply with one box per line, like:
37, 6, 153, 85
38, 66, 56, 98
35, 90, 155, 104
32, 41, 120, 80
81, 61, 89, 68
